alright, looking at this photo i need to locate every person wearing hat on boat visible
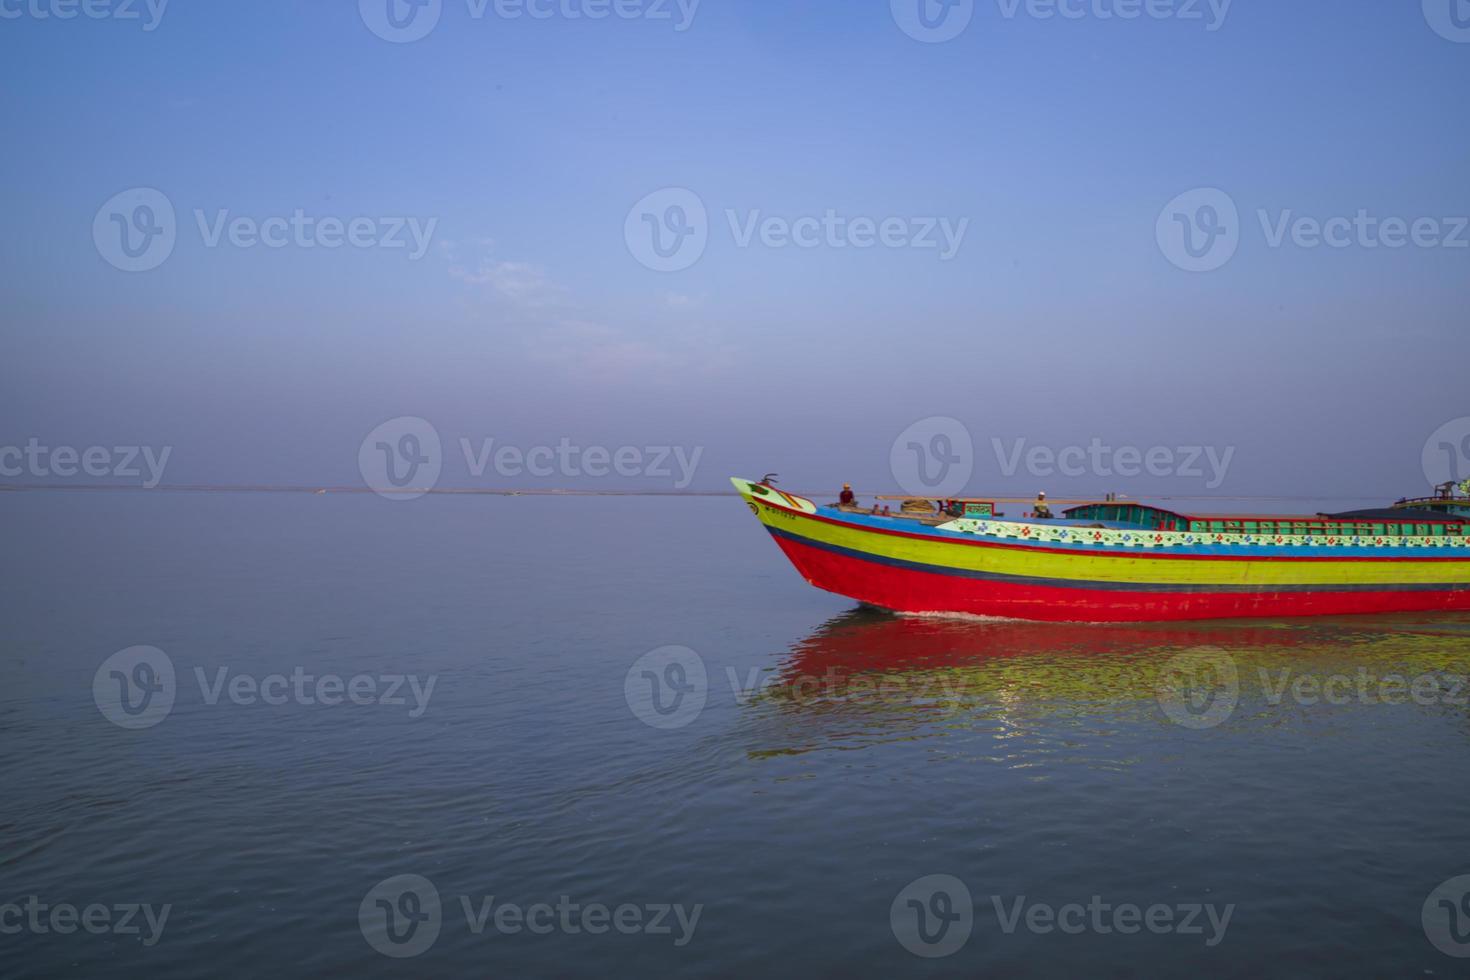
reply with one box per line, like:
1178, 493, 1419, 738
839, 483, 857, 507
1034, 491, 1053, 519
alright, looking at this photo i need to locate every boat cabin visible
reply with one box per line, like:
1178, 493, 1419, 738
1062, 502, 1470, 538
1393, 483, 1470, 519
875, 496, 1000, 519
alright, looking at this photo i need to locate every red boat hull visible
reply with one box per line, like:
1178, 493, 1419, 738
774, 533, 1470, 623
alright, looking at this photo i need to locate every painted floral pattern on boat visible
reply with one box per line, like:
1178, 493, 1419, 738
941, 519, 1470, 551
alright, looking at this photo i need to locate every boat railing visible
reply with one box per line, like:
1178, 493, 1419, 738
1396, 495, 1469, 508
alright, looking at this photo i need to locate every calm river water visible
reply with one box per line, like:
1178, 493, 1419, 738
4, 493, 1470, 978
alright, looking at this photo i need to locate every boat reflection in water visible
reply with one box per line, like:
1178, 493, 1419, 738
740, 609, 1470, 761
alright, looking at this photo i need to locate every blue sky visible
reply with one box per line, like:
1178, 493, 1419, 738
2, 0, 1467, 498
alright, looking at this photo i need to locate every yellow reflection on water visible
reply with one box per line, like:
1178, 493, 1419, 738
741, 609, 1470, 764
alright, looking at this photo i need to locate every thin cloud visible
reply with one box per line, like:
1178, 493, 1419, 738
447, 240, 737, 380
450, 257, 563, 306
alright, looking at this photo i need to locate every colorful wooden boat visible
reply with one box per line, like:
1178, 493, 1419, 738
733, 477, 1470, 622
